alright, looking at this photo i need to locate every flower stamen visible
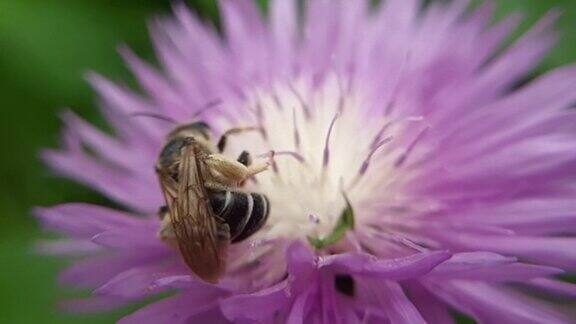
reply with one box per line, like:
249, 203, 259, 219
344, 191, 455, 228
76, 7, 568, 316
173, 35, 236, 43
346, 136, 394, 191
370, 115, 424, 150
395, 126, 429, 168
292, 107, 301, 149
288, 82, 311, 119
322, 112, 340, 168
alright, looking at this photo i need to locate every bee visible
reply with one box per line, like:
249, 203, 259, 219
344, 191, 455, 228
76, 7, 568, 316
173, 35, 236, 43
156, 122, 270, 283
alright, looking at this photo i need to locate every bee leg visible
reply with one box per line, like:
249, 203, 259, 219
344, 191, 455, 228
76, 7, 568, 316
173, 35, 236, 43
246, 162, 269, 177
217, 126, 260, 153
204, 153, 269, 184
246, 151, 275, 177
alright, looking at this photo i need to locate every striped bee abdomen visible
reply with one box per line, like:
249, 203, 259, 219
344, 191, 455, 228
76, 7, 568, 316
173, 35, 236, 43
208, 188, 270, 243
233, 192, 269, 242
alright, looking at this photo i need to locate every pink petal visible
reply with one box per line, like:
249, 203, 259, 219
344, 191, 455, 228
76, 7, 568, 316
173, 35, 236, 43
35, 239, 102, 256
59, 252, 166, 288
270, 0, 297, 77
429, 252, 564, 281
365, 280, 427, 324
428, 281, 570, 323
91, 229, 163, 250
404, 282, 455, 324
119, 45, 189, 120
436, 234, 576, 270
220, 280, 290, 322
529, 278, 576, 299
287, 289, 313, 324
87, 73, 164, 143
321, 250, 450, 280
119, 291, 223, 324
34, 204, 143, 238
95, 263, 184, 300
450, 198, 576, 235
41, 147, 161, 213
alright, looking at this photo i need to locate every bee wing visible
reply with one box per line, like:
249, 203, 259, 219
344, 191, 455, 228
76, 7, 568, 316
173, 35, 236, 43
158, 142, 228, 283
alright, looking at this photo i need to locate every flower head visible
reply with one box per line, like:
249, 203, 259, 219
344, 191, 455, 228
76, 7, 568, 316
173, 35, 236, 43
37, 1, 576, 323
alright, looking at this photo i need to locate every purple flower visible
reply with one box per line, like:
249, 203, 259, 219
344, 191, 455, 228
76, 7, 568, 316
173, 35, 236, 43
36, 1, 576, 323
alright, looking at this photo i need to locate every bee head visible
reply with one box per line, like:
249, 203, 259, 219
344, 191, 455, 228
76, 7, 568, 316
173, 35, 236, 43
157, 122, 215, 175
168, 121, 211, 141
168, 122, 215, 151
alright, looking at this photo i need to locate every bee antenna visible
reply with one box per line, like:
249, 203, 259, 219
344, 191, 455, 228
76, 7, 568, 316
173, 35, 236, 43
394, 126, 429, 168
322, 112, 340, 168
191, 99, 223, 119
130, 99, 222, 125
130, 112, 177, 124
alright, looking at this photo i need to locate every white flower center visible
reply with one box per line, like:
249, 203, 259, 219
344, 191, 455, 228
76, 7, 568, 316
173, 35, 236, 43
215, 75, 424, 245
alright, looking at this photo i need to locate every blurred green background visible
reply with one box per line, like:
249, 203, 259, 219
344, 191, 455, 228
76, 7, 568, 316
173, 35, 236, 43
0, 1, 574, 323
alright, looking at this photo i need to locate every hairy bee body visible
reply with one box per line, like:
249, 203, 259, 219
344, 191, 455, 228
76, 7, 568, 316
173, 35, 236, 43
155, 122, 270, 283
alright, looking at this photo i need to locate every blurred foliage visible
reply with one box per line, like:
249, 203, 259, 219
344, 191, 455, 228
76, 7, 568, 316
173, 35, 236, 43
0, 0, 574, 323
